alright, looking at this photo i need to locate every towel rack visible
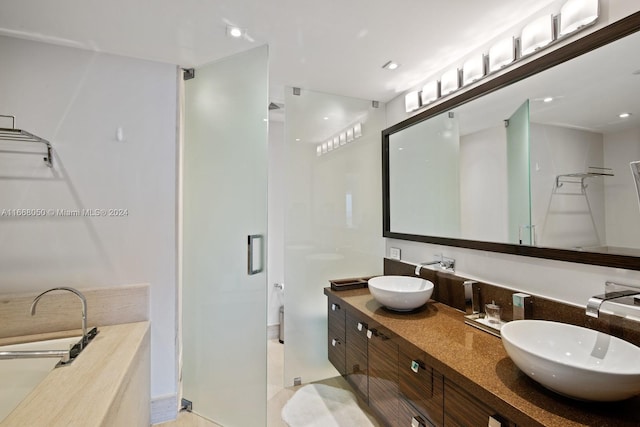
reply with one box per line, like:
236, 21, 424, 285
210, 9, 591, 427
555, 166, 613, 192
0, 115, 53, 167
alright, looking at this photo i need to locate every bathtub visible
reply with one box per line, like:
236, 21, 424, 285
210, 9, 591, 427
0, 336, 80, 422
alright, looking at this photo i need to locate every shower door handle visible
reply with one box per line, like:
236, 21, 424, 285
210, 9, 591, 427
247, 234, 264, 275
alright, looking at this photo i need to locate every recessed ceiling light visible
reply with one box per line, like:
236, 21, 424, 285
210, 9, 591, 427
619, 112, 632, 118
323, 116, 329, 120
543, 97, 554, 103
295, 138, 301, 142
227, 26, 244, 38
382, 61, 400, 70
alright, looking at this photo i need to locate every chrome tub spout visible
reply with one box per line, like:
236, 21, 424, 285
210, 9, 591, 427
0, 350, 70, 364
31, 287, 88, 348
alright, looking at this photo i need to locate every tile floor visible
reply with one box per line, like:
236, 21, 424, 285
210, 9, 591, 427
156, 338, 378, 427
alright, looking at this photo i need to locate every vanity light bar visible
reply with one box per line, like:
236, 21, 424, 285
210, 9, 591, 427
521, 15, 555, 56
462, 55, 484, 86
421, 81, 439, 105
316, 122, 364, 157
440, 68, 460, 96
403, 0, 599, 113
559, 0, 599, 37
488, 37, 516, 73
405, 91, 421, 112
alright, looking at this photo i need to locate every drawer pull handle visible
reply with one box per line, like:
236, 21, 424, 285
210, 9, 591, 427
411, 416, 426, 427
367, 329, 373, 339
357, 322, 367, 331
488, 415, 502, 427
331, 338, 341, 346
411, 360, 420, 373
331, 303, 340, 311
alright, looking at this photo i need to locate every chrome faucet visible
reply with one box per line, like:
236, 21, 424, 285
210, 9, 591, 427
586, 281, 640, 318
415, 254, 455, 274
31, 287, 88, 348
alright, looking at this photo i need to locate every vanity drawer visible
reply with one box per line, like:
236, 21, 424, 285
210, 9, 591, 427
346, 312, 368, 355
345, 341, 368, 402
444, 379, 515, 427
398, 348, 443, 426
328, 310, 345, 343
398, 397, 435, 427
328, 324, 346, 375
328, 295, 346, 330
369, 336, 399, 427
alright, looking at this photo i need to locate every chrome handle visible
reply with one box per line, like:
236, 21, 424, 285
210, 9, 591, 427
247, 234, 264, 275
331, 303, 340, 311
411, 416, 427, 427
331, 338, 341, 347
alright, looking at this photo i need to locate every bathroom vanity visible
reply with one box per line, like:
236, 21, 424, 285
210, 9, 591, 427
325, 284, 640, 427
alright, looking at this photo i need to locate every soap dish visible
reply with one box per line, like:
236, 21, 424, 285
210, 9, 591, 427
464, 313, 507, 338
329, 277, 372, 291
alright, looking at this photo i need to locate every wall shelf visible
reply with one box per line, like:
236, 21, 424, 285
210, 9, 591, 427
0, 115, 53, 167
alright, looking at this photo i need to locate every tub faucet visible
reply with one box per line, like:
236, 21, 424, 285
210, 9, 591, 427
586, 281, 640, 318
31, 287, 88, 348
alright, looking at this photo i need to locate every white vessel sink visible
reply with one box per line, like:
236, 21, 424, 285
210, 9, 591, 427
501, 320, 640, 401
367, 275, 434, 311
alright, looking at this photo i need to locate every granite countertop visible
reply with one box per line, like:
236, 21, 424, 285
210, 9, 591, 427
1, 321, 149, 426
325, 287, 640, 427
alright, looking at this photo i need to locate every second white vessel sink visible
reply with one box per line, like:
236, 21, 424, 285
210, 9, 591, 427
368, 275, 434, 311
501, 320, 640, 401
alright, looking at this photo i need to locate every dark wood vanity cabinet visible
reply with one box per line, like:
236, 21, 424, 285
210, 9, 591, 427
327, 295, 346, 375
327, 291, 516, 427
444, 379, 515, 427
368, 324, 399, 426
345, 311, 369, 401
398, 343, 444, 427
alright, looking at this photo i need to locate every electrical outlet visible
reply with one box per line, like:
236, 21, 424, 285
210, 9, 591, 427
389, 247, 401, 260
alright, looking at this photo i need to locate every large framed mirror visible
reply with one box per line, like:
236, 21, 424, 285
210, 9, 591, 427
383, 12, 640, 271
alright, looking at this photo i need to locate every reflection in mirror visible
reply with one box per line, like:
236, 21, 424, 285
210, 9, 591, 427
388, 112, 460, 237
507, 100, 532, 245
384, 18, 640, 268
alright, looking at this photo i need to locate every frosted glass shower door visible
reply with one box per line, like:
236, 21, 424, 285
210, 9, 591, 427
283, 89, 385, 386
182, 46, 268, 426
507, 100, 532, 245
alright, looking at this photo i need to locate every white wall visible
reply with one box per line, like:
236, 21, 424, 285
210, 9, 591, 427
530, 123, 605, 249
0, 36, 178, 403
460, 125, 508, 242
604, 127, 640, 248
384, 3, 640, 308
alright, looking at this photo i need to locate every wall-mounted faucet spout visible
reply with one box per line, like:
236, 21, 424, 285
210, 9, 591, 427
31, 287, 88, 348
586, 281, 640, 318
415, 254, 455, 274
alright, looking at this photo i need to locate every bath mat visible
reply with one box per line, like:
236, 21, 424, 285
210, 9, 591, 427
281, 383, 375, 427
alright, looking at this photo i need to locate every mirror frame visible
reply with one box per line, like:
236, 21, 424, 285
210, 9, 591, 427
382, 12, 640, 271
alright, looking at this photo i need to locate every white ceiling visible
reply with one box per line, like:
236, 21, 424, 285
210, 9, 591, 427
0, 0, 558, 104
